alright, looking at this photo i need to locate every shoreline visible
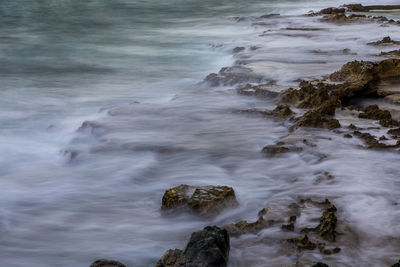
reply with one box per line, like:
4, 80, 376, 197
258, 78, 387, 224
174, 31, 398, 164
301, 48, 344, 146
152, 4, 400, 267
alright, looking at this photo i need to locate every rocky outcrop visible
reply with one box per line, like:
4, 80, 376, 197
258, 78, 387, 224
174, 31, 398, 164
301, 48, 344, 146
379, 50, 400, 58
295, 110, 340, 130
344, 4, 400, 12
262, 144, 302, 155
90, 259, 126, 267
161, 185, 238, 217
368, 36, 400, 46
311, 263, 329, 267
157, 226, 230, 267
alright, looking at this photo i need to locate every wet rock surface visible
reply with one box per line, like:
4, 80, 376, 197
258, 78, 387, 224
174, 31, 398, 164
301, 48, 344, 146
161, 185, 238, 217
368, 36, 400, 46
157, 226, 230, 267
90, 259, 126, 267
204, 66, 266, 87
295, 111, 341, 130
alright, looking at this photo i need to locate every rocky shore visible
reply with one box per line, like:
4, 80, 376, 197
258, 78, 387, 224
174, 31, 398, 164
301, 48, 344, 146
89, 3, 400, 267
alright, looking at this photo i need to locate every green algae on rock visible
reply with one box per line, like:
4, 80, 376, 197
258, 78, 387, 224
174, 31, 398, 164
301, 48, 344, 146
161, 185, 237, 218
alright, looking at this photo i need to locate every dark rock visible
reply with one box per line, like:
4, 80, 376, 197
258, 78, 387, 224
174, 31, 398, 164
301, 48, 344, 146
262, 145, 302, 155
287, 235, 316, 251
344, 134, 352, 138
359, 105, 392, 121
161, 185, 238, 218
281, 216, 297, 231
232, 47, 245, 54
311, 263, 329, 267
90, 259, 126, 267
319, 7, 345, 15
391, 260, 400, 267
157, 226, 230, 267
295, 110, 341, 130
388, 128, 400, 136
203, 66, 265, 87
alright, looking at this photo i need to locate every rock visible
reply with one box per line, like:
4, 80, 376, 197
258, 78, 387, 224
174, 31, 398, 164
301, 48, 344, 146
344, 134, 352, 138
262, 144, 302, 155
281, 216, 297, 231
314, 203, 338, 242
237, 83, 280, 98
391, 260, 400, 267
353, 131, 392, 149
161, 185, 238, 217
223, 216, 272, 236
287, 235, 316, 251
379, 50, 400, 58
232, 47, 245, 53
295, 110, 341, 130
368, 36, 400, 46
311, 263, 329, 267
272, 105, 295, 118
203, 66, 265, 87
90, 259, 126, 267
343, 4, 369, 12
157, 226, 230, 267
319, 7, 345, 15
358, 105, 392, 121
388, 128, 400, 136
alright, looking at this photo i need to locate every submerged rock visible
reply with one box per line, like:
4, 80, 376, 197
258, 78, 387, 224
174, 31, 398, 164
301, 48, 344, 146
262, 144, 302, 155
203, 66, 266, 87
224, 216, 272, 236
90, 259, 126, 267
157, 226, 230, 267
319, 7, 345, 15
161, 185, 238, 217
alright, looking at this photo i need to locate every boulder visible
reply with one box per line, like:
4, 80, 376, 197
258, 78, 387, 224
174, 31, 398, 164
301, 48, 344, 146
161, 185, 237, 217
157, 226, 230, 267
368, 36, 400, 46
90, 259, 126, 267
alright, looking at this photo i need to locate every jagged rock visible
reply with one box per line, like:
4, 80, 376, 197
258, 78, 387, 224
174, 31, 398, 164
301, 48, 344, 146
353, 131, 393, 149
90, 259, 126, 267
287, 235, 316, 251
343, 4, 369, 12
379, 50, 400, 58
344, 134, 352, 138
223, 216, 272, 236
157, 226, 230, 267
161, 185, 238, 217
295, 110, 340, 130
203, 66, 265, 87
368, 36, 400, 46
319, 7, 345, 15
237, 83, 280, 98
273, 105, 295, 118
359, 105, 392, 121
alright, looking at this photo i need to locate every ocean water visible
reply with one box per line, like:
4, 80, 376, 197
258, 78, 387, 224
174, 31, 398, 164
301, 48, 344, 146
1, 0, 400, 266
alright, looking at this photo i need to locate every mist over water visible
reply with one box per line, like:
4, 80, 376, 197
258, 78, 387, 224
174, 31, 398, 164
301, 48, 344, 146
1, 0, 400, 266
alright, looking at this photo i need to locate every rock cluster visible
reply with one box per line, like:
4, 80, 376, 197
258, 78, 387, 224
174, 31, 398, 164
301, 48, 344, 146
90, 259, 126, 267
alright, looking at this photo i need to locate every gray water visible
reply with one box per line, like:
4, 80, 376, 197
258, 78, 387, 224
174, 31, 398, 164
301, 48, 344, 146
1, 0, 400, 266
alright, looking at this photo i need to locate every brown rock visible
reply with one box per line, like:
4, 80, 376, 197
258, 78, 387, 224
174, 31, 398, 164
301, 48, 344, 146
295, 110, 341, 130
90, 259, 126, 267
161, 185, 238, 218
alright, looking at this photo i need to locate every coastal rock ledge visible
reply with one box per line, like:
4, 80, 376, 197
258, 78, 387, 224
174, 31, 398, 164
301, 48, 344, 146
161, 185, 238, 217
157, 226, 230, 267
